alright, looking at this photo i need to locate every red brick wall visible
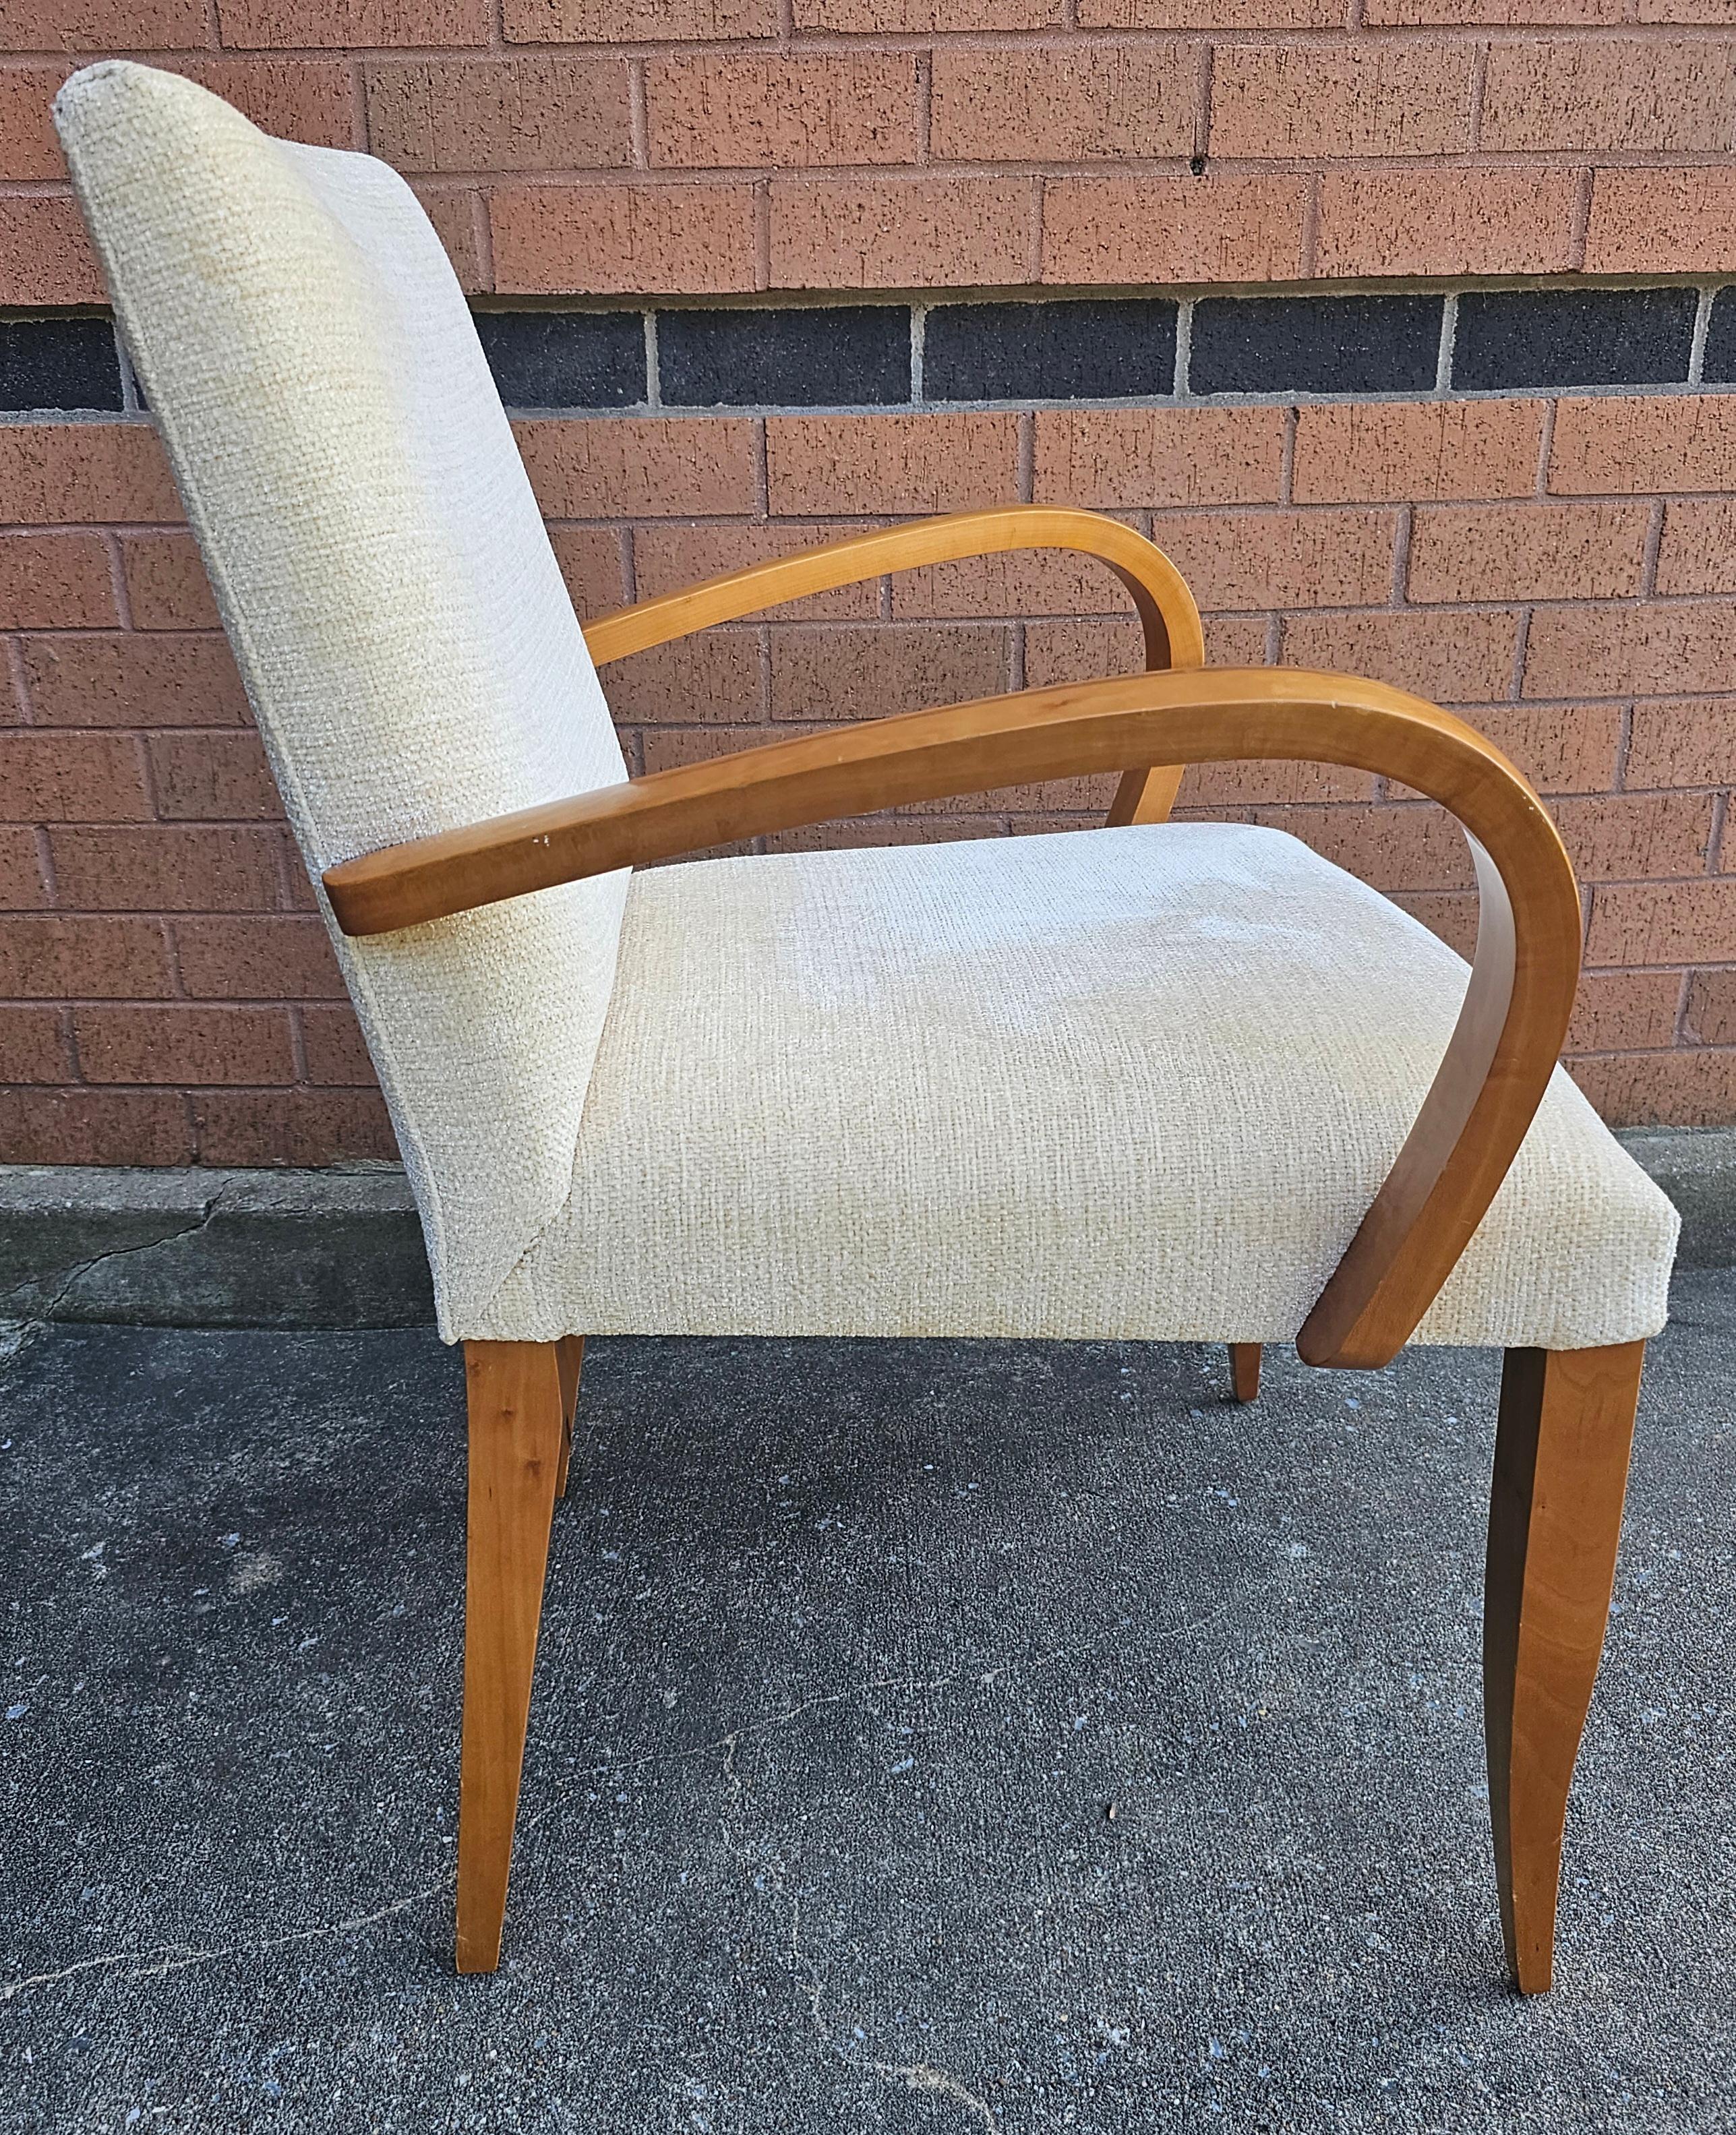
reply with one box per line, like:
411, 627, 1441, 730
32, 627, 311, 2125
6, 7, 1736, 1164
11, 7, 1736, 303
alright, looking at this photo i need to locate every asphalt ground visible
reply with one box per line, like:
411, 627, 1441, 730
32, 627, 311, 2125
3, 1283, 1733, 2132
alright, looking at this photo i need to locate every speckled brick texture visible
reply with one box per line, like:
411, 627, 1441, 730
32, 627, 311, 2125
7, 7, 1736, 1147
8, 398, 1736, 1153
11, 11, 1736, 296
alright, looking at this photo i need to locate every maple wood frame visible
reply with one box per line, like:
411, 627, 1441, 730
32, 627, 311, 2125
321, 507, 1643, 1993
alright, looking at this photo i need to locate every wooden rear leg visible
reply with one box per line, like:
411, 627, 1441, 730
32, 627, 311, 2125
553, 1335, 585, 1499
1484, 1340, 1644, 1993
456, 1339, 564, 1975
1228, 1344, 1262, 1402
1106, 764, 1185, 826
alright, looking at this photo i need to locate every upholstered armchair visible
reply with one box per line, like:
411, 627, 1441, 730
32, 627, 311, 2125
56, 63, 1678, 1989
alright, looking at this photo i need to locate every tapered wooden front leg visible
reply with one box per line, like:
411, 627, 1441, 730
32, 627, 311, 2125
456, 1340, 565, 1975
1484, 1340, 1644, 1993
1228, 1344, 1262, 1402
553, 1335, 585, 1499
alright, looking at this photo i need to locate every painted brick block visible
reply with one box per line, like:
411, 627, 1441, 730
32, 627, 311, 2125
1034, 407, 1286, 510
1407, 502, 1650, 603
1315, 169, 1578, 279
1293, 401, 1544, 504
120, 534, 222, 630
0, 424, 181, 526
771, 176, 1035, 290
1586, 168, 1736, 275
0, 915, 174, 1000
1551, 396, 1736, 495
646, 55, 920, 170
1280, 607, 1520, 704
1040, 175, 1307, 286
491, 183, 758, 295
365, 57, 633, 173
930, 45, 1195, 162
0, 533, 117, 629
769, 623, 1011, 721
767, 413, 1020, 514
1209, 41, 1476, 157
1480, 38, 1736, 152
517, 417, 758, 516
18, 635, 249, 729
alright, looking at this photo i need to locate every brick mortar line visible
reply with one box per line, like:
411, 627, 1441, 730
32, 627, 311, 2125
16, 23, 1736, 57
11, 268, 1736, 314
27, 142, 1736, 196
30, 384, 1736, 429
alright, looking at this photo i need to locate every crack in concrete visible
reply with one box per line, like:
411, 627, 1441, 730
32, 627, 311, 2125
0, 1490, 1252, 2012
788, 1900, 1000, 2133
0, 1181, 235, 1335
0, 1888, 434, 2006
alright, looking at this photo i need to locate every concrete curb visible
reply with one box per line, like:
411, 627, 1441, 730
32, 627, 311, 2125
0, 1164, 433, 1329
3, 1131, 1733, 1329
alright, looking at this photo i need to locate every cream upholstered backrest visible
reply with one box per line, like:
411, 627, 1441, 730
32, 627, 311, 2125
55, 62, 631, 1339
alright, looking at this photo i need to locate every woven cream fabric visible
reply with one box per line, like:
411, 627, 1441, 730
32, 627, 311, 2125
53, 61, 630, 1338
53, 63, 1677, 1356
480, 824, 1679, 1350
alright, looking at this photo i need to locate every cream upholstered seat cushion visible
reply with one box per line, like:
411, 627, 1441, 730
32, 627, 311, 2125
479, 822, 1679, 1351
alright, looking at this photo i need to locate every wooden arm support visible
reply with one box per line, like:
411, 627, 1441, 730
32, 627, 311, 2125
581, 505, 1205, 670
581, 504, 1205, 829
323, 665, 1582, 1373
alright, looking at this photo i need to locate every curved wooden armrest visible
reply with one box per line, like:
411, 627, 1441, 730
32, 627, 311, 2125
324, 665, 1582, 1375
582, 504, 1203, 831
580, 504, 1205, 672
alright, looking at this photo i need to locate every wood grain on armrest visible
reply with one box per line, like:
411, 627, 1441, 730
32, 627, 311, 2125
581, 504, 1205, 830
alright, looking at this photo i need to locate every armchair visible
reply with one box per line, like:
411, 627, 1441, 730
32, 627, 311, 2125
57, 62, 1679, 1995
